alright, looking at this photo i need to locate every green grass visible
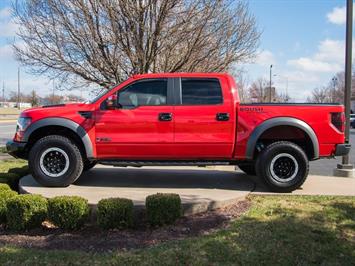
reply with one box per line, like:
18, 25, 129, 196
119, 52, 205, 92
0, 146, 6, 153
0, 195, 354, 265
0, 159, 28, 190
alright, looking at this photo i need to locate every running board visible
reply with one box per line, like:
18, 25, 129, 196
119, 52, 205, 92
98, 160, 236, 167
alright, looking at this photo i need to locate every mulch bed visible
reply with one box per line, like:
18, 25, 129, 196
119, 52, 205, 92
0, 199, 251, 252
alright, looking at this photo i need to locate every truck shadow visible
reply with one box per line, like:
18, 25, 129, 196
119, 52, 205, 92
73, 166, 254, 191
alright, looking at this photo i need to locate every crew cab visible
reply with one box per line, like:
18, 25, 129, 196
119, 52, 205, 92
6, 73, 350, 192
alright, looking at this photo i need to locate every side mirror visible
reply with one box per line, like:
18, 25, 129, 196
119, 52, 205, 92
106, 94, 120, 110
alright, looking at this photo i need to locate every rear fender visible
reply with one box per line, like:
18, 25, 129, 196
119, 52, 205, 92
245, 117, 319, 160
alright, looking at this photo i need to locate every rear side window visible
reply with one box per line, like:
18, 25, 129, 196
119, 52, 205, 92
181, 78, 223, 105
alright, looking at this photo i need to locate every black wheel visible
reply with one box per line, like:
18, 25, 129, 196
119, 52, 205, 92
29, 135, 83, 187
255, 141, 309, 193
237, 162, 256, 175
83, 160, 97, 171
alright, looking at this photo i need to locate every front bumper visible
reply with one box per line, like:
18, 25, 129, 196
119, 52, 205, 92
334, 143, 351, 156
6, 140, 27, 159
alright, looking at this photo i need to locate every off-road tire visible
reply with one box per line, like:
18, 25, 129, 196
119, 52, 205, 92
237, 162, 256, 175
83, 160, 97, 171
29, 135, 83, 187
255, 141, 309, 193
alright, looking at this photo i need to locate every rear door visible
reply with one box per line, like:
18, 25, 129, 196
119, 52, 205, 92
173, 77, 235, 159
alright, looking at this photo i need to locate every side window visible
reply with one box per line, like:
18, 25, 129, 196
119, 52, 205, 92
118, 79, 167, 109
181, 78, 223, 105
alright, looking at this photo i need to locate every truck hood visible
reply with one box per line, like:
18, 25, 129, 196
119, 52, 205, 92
20, 103, 94, 118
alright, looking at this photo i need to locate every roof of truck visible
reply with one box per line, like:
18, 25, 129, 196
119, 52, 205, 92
132, 72, 232, 79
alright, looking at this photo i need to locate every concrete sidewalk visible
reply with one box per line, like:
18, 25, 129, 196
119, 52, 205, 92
251, 175, 355, 196
19, 165, 355, 217
20, 166, 254, 215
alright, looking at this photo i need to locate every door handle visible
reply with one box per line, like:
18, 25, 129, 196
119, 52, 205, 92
159, 112, 173, 121
216, 113, 230, 121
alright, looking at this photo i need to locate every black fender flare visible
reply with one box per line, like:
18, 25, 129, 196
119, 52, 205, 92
23, 117, 94, 158
245, 117, 319, 160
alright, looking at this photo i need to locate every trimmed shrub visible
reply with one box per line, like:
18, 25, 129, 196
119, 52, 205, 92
97, 198, 133, 229
48, 196, 89, 230
0, 183, 11, 192
146, 193, 182, 226
0, 189, 18, 224
6, 194, 47, 231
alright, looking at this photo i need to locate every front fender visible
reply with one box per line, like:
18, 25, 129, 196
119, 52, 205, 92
23, 117, 94, 158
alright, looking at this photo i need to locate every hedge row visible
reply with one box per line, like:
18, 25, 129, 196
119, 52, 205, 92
0, 192, 182, 231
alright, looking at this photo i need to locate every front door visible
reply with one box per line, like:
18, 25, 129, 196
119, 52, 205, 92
95, 78, 175, 159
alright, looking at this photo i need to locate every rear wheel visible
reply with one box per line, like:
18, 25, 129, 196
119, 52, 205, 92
255, 141, 309, 192
237, 162, 256, 175
29, 135, 83, 187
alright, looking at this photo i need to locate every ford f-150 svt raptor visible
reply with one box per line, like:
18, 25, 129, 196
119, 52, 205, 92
6, 73, 350, 192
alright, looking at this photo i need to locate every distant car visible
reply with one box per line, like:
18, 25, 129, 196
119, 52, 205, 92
351, 114, 355, 128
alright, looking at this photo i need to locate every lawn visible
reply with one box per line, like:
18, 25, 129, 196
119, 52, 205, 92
0, 159, 28, 189
0, 195, 354, 265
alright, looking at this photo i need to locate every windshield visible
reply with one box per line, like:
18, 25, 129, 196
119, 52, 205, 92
87, 89, 109, 104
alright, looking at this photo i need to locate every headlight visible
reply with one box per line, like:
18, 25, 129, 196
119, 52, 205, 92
16, 117, 32, 132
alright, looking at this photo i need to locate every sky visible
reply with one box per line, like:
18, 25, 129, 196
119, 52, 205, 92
0, 0, 353, 101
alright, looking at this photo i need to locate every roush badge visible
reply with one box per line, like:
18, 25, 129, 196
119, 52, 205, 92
240, 107, 264, 113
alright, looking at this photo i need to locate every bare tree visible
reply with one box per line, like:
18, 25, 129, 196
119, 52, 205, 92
233, 69, 250, 103
307, 71, 355, 104
30, 90, 40, 106
249, 77, 267, 102
14, 0, 260, 89
307, 87, 332, 103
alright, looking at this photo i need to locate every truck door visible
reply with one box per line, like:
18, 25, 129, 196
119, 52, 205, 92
173, 77, 235, 159
95, 78, 175, 159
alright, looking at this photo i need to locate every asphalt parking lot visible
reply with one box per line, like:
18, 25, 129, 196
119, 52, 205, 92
1, 120, 354, 176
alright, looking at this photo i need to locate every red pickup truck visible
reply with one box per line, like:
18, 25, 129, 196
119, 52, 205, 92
6, 73, 350, 192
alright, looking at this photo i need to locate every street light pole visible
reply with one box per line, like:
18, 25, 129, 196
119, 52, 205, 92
332, 77, 338, 102
342, 0, 353, 166
334, 0, 354, 177
269, 64, 273, 102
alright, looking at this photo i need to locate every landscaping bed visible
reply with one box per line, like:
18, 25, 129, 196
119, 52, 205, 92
0, 159, 354, 265
0, 195, 354, 265
0, 200, 250, 252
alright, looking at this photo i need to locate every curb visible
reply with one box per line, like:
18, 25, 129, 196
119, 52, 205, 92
0, 120, 17, 123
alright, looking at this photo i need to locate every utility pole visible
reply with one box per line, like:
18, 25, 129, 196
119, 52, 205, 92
334, 0, 354, 177
2, 81, 4, 102
269, 64, 273, 102
17, 67, 20, 109
52, 80, 55, 104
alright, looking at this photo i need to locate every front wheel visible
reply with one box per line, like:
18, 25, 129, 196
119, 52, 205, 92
29, 135, 84, 187
255, 141, 309, 193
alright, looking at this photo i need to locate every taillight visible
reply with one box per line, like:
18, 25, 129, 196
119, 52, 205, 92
331, 112, 345, 132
